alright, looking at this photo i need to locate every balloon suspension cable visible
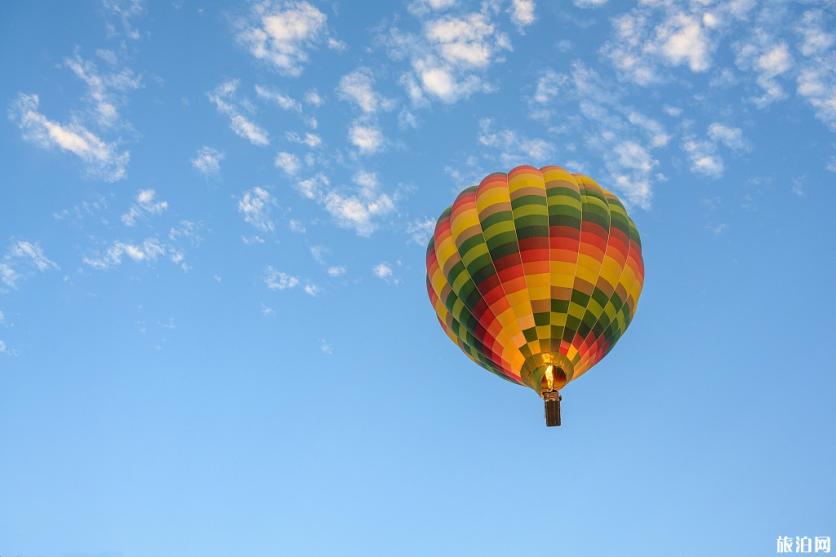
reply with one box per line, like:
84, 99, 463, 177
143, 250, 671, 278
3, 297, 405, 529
543, 390, 562, 427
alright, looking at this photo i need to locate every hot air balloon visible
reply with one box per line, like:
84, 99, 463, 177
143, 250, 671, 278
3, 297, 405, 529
426, 165, 644, 426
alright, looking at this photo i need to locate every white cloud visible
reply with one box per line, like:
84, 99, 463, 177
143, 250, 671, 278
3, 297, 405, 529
510, 0, 535, 28
83, 237, 185, 270
310, 245, 328, 264
708, 123, 747, 151
603, 3, 754, 85
406, 217, 436, 245
265, 266, 300, 290
0, 340, 6, 354
286, 131, 321, 148
236, 1, 331, 76
295, 173, 329, 200
327, 37, 347, 51
275, 151, 300, 175
121, 188, 168, 226
683, 123, 748, 178
0, 264, 19, 291
477, 118, 554, 166
1, 240, 58, 291
349, 122, 384, 154
303, 283, 319, 296
208, 80, 270, 146
797, 63, 836, 128
306, 170, 395, 236
338, 68, 393, 113
794, 10, 836, 130
353, 170, 378, 192
682, 139, 724, 177
736, 38, 793, 106
304, 89, 324, 106
231, 114, 270, 146
574, 0, 607, 7
64, 53, 140, 127
327, 265, 346, 277
192, 146, 224, 176
385, 9, 512, 104
409, 0, 457, 14
319, 338, 333, 354
373, 262, 393, 279
529, 69, 567, 121
757, 43, 793, 76
627, 111, 670, 147
238, 187, 275, 232
9, 241, 58, 272
797, 10, 834, 57
426, 14, 499, 68
707, 223, 728, 236
324, 188, 394, 236
372, 261, 402, 285
102, 0, 144, 40
522, 62, 669, 208
254, 84, 301, 111
657, 14, 711, 72
2, 240, 59, 290
289, 219, 306, 233
9, 93, 129, 182
291, 170, 397, 237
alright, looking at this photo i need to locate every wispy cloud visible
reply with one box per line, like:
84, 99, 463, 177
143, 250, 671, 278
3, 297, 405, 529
509, 0, 535, 29
372, 261, 401, 285
1, 240, 59, 290
574, 0, 607, 8
208, 80, 269, 146
348, 121, 384, 154
236, 1, 338, 76
102, 0, 145, 40
373, 262, 393, 279
794, 9, 836, 130
477, 118, 554, 167
338, 68, 394, 113
383, 6, 518, 104
265, 266, 299, 290
286, 131, 321, 148
83, 221, 199, 271
319, 338, 333, 354
682, 123, 747, 178
323, 171, 395, 236
275, 151, 301, 175
64, 52, 140, 128
121, 188, 168, 226
9, 93, 129, 181
522, 62, 670, 208
254, 84, 302, 111
83, 238, 166, 268
406, 217, 435, 245
602, 2, 753, 85
304, 89, 324, 106
192, 146, 224, 176
735, 35, 794, 107
238, 187, 276, 232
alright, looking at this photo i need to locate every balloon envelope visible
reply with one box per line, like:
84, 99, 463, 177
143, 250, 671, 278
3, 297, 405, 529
426, 165, 644, 396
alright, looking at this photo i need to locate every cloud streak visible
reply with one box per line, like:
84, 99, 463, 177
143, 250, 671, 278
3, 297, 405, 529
9, 93, 129, 182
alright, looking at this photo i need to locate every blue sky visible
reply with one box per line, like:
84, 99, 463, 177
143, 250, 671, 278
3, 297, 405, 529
1, 0, 835, 555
